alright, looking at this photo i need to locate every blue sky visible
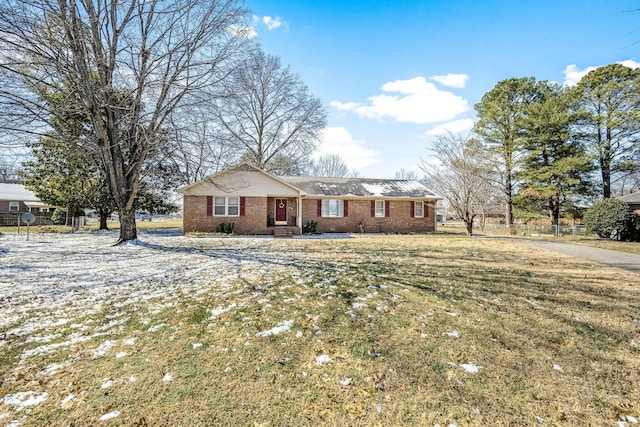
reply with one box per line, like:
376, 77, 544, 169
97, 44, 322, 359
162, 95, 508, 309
244, 0, 639, 178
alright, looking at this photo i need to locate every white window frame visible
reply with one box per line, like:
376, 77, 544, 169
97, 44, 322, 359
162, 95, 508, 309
214, 196, 239, 217
9, 201, 19, 212
321, 199, 344, 218
414, 201, 424, 218
374, 200, 385, 217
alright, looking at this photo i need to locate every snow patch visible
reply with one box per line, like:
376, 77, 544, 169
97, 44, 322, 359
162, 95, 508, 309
147, 324, 166, 332
211, 304, 237, 319
460, 362, 481, 373
101, 380, 114, 389
91, 340, 116, 357
315, 354, 331, 366
61, 394, 75, 407
256, 319, 294, 337
99, 411, 120, 421
2, 391, 48, 407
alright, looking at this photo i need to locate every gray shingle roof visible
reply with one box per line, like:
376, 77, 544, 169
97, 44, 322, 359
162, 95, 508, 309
0, 183, 39, 201
280, 176, 440, 199
618, 191, 640, 204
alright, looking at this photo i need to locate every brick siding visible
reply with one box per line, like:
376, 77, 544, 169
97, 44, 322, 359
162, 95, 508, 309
183, 195, 272, 234
183, 196, 437, 235
301, 199, 436, 233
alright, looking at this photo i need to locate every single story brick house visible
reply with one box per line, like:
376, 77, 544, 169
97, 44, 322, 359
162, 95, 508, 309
0, 182, 58, 226
618, 191, 640, 212
178, 163, 441, 236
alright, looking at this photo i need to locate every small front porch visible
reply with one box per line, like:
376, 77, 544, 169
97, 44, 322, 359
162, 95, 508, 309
266, 196, 301, 235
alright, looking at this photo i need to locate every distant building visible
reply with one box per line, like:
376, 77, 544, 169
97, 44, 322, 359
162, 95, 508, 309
0, 182, 58, 225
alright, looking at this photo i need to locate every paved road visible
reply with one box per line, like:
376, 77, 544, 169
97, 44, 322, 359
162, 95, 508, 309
511, 238, 640, 274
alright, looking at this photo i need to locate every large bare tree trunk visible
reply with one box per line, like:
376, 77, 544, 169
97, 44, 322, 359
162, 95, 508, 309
118, 208, 137, 242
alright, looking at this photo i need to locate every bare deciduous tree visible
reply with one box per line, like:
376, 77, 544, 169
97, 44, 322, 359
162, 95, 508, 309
420, 133, 492, 236
168, 107, 236, 185
311, 154, 350, 177
214, 48, 327, 173
0, 0, 248, 243
393, 168, 420, 181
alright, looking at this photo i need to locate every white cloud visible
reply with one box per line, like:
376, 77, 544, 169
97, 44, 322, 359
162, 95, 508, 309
563, 64, 598, 87
425, 118, 475, 136
331, 101, 361, 111
563, 60, 640, 86
330, 76, 468, 124
618, 59, 640, 69
430, 73, 469, 88
314, 127, 380, 170
262, 16, 285, 30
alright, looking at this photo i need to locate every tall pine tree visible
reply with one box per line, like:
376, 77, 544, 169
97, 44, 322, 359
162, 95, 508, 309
517, 83, 594, 228
572, 63, 640, 198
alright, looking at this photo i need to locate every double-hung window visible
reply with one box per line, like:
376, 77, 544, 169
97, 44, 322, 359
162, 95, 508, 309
214, 196, 239, 217
414, 201, 424, 218
374, 200, 385, 217
321, 199, 344, 218
9, 201, 19, 212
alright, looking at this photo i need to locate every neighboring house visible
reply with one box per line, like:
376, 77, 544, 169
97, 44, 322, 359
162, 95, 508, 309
0, 182, 58, 225
618, 191, 640, 212
178, 163, 441, 236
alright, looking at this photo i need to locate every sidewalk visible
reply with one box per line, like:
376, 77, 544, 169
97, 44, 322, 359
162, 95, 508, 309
512, 239, 640, 274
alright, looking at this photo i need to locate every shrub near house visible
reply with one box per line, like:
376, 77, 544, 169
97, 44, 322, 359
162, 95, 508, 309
585, 198, 638, 241
178, 163, 441, 236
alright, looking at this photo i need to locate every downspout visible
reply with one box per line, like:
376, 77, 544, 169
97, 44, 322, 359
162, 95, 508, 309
298, 194, 303, 234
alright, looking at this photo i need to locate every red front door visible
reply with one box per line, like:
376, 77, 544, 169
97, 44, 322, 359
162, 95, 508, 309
275, 199, 287, 222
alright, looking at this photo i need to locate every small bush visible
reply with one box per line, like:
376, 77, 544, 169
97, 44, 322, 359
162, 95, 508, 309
51, 208, 67, 225
216, 222, 235, 234
303, 220, 317, 234
584, 198, 636, 240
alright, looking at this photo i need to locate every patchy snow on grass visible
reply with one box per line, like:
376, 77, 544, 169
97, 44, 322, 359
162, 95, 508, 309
101, 379, 114, 389
255, 319, 294, 337
99, 410, 120, 421
91, 340, 116, 357
315, 354, 331, 366
2, 391, 48, 407
460, 362, 481, 373
60, 394, 75, 407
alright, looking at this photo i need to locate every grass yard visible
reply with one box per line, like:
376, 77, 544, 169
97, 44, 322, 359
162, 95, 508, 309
0, 218, 183, 235
0, 231, 639, 426
570, 239, 640, 256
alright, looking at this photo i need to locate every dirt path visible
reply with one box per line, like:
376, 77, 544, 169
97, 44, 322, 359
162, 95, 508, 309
511, 238, 640, 274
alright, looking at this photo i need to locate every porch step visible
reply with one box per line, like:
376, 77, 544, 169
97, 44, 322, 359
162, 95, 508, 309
273, 228, 293, 238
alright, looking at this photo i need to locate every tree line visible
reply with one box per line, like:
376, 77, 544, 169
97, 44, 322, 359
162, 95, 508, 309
422, 64, 640, 236
0, 0, 329, 243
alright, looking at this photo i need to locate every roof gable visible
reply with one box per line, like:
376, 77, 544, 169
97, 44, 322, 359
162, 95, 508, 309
177, 163, 303, 196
